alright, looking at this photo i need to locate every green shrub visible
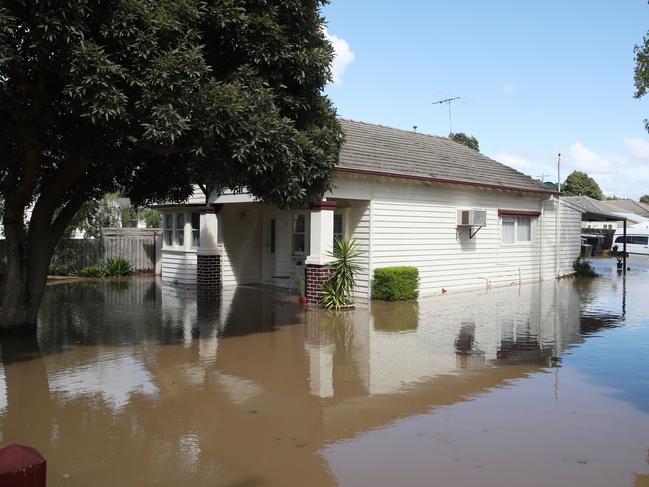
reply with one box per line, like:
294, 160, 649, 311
76, 265, 106, 278
372, 266, 419, 301
103, 258, 134, 277
141, 208, 162, 228
573, 257, 598, 278
48, 263, 74, 276
49, 245, 80, 275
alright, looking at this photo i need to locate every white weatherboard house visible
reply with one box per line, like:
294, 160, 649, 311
157, 119, 582, 304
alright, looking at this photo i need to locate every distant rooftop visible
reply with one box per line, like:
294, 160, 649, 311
337, 119, 554, 194
564, 195, 649, 222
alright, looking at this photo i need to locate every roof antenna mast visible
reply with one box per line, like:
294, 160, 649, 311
432, 96, 461, 136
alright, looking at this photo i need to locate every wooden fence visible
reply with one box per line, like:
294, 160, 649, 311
0, 228, 162, 274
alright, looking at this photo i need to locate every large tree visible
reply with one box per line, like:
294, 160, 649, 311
635, 22, 649, 131
0, 0, 343, 330
449, 132, 479, 152
561, 171, 604, 200
640, 195, 649, 204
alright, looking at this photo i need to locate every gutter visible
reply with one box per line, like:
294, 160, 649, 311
335, 167, 558, 196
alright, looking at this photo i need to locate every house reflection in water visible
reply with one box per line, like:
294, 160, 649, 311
0, 276, 628, 487
157, 277, 622, 403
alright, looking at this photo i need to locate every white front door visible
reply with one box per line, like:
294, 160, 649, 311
262, 212, 277, 284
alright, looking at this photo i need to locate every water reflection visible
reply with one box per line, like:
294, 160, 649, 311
0, 264, 646, 486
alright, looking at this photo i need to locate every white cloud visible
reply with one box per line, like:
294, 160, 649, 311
324, 29, 355, 85
491, 139, 649, 199
624, 137, 649, 161
503, 83, 516, 95
567, 142, 612, 171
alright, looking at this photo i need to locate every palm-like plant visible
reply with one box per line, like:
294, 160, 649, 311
321, 237, 362, 310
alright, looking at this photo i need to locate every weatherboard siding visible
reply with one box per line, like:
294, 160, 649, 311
220, 203, 263, 287
349, 200, 371, 301
342, 175, 581, 296
161, 250, 197, 286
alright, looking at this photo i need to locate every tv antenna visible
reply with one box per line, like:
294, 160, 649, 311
432, 96, 461, 135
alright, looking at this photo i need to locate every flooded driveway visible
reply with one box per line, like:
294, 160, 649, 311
1, 258, 648, 486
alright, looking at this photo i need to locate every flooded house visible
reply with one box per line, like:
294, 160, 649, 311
155, 119, 583, 302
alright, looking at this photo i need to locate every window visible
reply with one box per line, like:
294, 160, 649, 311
517, 217, 531, 242
293, 213, 306, 254
502, 217, 515, 244
502, 216, 532, 244
164, 213, 173, 246
175, 213, 185, 247
191, 213, 200, 248
334, 213, 344, 246
615, 236, 648, 245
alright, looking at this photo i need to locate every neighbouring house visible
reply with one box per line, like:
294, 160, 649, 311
154, 119, 583, 305
564, 195, 649, 229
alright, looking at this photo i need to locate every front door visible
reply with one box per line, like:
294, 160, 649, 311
262, 212, 277, 284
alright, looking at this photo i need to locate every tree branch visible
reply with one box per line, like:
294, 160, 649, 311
125, 135, 188, 155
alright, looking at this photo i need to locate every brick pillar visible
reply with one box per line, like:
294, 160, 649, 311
197, 253, 221, 290
305, 200, 336, 308
306, 264, 330, 306
197, 205, 221, 291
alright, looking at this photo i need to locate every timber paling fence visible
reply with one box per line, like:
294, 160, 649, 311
0, 227, 162, 274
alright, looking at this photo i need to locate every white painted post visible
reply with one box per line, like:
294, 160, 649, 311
197, 205, 222, 289
305, 201, 336, 266
199, 207, 220, 254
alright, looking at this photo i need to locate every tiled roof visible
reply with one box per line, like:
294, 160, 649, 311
564, 196, 649, 218
337, 119, 553, 193
603, 199, 649, 217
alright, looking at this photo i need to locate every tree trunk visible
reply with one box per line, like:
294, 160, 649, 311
1, 216, 54, 332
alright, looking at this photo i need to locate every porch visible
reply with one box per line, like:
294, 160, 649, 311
159, 196, 370, 303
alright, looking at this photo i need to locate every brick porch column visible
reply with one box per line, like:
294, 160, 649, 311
305, 200, 336, 306
197, 205, 221, 290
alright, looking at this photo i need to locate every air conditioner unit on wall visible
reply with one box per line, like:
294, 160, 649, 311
457, 209, 487, 227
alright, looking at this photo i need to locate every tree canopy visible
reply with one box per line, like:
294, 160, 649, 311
640, 195, 649, 204
561, 171, 604, 200
0, 0, 342, 328
634, 18, 649, 134
449, 132, 479, 152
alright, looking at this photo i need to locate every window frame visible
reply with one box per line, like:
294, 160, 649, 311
191, 212, 200, 248
162, 210, 194, 251
333, 208, 350, 247
501, 215, 533, 245
292, 211, 308, 256
164, 213, 174, 247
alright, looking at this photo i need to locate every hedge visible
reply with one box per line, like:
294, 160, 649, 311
371, 266, 419, 301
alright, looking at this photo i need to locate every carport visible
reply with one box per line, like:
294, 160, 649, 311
580, 210, 628, 273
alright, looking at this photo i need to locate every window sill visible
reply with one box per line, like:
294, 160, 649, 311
501, 242, 534, 247
162, 247, 197, 253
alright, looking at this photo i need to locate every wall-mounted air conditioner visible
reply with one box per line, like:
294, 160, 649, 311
457, 209, 487, 227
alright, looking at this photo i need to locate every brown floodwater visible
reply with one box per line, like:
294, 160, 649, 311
1, 258, 649, 486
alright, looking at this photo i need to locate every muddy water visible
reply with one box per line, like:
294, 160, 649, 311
0, 259, 648, 486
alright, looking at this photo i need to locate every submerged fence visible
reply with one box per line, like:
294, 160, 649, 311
0, 228, 162, 274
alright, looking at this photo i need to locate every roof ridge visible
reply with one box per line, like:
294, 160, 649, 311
338, 117, 451, 142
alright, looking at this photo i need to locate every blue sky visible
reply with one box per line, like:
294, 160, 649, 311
322, 0, 649, 198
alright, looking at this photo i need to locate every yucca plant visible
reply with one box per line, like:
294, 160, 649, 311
103, 257, 134, 277
321, 237, 362, 310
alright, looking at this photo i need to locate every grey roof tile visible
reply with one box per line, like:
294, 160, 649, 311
337, 119, 552, 193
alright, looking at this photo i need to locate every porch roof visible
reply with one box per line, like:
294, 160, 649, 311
337, 119, 556, 195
